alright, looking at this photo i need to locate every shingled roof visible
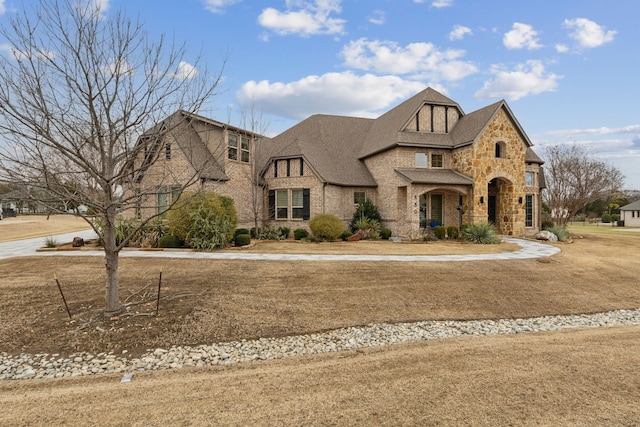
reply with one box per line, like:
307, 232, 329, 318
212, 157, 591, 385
257, 114, 378, 187
395, 168, 474, 186
261, 87, 542, 187
135, 111, 228, 183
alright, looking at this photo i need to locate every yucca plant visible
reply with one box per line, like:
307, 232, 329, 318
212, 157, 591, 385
546, 224, 569, 242
43, 236, 58, 248
462, 223, 500, 244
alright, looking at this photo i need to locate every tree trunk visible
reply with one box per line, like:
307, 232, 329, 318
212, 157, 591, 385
102, 214, 122, 315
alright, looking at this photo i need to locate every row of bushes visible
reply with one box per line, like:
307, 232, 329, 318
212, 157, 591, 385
99, 192, 512, 249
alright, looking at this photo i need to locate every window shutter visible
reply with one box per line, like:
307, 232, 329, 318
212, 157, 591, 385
302, 188, 310, 220
268, 190, 275, 220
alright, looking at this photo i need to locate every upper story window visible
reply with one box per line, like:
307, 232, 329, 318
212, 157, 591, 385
415, 153, 427, 168
241, 136, 250, 162
525, 171, 534, 186
227, 133, 251, 163
431, 154, 443, 168
228, 133, 238, 160
495, 141, 506, 158
165, 143, 171, 160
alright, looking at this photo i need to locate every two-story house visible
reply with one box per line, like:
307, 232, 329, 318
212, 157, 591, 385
257, 87, 544, 238
131, 87, 545, 238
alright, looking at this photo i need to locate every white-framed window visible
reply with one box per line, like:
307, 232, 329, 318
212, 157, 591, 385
415, 152, 427, 168
271, 189, 310, 220
354, 191, 367, 205
241, 136, 250, 162
431, 153, 443, 168
525, 194, 533, 227
157, 186, 181, 218
228, 133, 238, 160
525, 171, 534, 186
291, 189, 304, 219
275, 189, 288, 219
229, 133, 250, 162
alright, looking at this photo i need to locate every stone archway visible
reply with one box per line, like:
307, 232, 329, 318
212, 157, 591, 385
487, 177, 515, 235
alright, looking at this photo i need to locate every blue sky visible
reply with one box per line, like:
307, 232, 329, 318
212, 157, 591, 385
1, 0, 639, 191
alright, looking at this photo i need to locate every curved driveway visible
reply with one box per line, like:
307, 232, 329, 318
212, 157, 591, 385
0, 230, 560, 262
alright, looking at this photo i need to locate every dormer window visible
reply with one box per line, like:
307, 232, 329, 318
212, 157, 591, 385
415, 153, 427, 168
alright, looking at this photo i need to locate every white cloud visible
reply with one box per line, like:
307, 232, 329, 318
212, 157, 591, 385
202, 0, 242, 14
258, 0, 346, 37
563, 18, 616, 48
237, 72, 427, 120
341, 38, 477, 82
172, 61, 198, 80
0, 0, 6, 15
503, 23, 542, 50
0, 43, 55, 61
449, 25, 472, 41
555, 44, 569, 53
102, 59, 133, 77
545, 125, 640, 137
84, 0, 110, 16
475, 60, 561, 101
431, 0, 453, 8
368, 10, 385, 26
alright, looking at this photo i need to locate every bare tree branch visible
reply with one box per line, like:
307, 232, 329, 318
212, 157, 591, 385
542, 144, 625, 226
0, 0, 224, 314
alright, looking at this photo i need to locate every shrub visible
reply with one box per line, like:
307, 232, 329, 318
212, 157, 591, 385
309, 214, 344, 241
446, 226, 459, 240
433, 225, 446, 240
294, 228, 309, 240
353, 217, 380, 239
158, 234, 182, 248
234, 233, 251, 247
541, 213, 554, 230
279, 227, 290, 239
186, 208, 235, 250
255, 226, 284, 240
462, 223, 500, 244
612, 214, 620, 222
349, 199, 382, 233
341, 230, 353, 241
44, 236, 58, 248
234, 228, 250, 238
601, 213, 612, 223
379, 228, 392, 240
546, 225, 569, 242
168, 191, 238, 248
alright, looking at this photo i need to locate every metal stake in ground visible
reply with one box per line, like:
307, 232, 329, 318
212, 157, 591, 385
156, 269, 163, 316
54, 273, 72, 320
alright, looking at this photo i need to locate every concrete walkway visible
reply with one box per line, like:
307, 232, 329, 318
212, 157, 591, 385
0, 230, 560, 262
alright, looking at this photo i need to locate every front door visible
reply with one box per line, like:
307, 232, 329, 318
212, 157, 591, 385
488, 195, 497, 225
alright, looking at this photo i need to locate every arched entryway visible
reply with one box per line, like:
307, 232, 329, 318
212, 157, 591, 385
487, 177, 515, 235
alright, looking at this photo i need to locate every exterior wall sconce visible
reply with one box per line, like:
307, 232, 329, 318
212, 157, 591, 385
480, 196, 484, 204
518, 197, 523, 204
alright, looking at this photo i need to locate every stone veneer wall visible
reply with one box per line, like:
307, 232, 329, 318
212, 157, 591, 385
450, 108, 529, 236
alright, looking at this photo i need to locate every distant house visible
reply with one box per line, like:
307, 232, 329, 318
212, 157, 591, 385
132, 87, 545, 238
620, 200, 640, 227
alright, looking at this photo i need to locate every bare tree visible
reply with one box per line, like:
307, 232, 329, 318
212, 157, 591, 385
0, 0, 222, 314
543, 144, 625, 226
236, 102, 271, 233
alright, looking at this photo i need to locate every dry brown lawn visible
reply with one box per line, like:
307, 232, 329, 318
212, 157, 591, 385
0, 214, 90, 242
1, 216, 639, 426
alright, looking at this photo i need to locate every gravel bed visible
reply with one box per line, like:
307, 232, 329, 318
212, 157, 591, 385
2, 308, 640, 380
